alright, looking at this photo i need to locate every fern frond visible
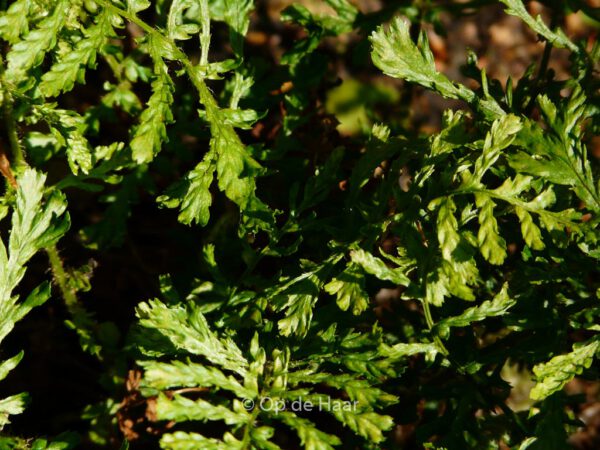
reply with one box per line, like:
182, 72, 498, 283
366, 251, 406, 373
530, 338, 599, 400
499, 0, 578, 52
5, 0, 68, 81
0, 169, 69, 428
0, 0, 30, 44
40, 9, 116, 97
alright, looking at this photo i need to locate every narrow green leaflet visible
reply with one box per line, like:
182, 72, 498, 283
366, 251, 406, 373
370, 17, 475, 103
0, 171, 69, 312
436, 197, 461, 262
432, 285, 514, 339
325, 263, 370, 315
5, 0, 68, 81
40, 9, 115, 97
127, 0, 151, 13
274, 273, 322, 337
136, 300, 247, 377
166, 0, 201, 41
177, 156, 214, 225
130, 36, 175, 163
219, 0, 255, 57
517, 437, 538, 450
0, 283, 51, 347
0, 352, 23, 383
158, 153, 216, 226
0, 0, 30, 44
155, 394, 249, 424
379, 342, 439, 361
530, 338, 600, 400
475, 194, 507, 265
499, 0, 578, 52
427, 198, 480, 303
32, 104, 94, 174
515, 206, 545, 250
139, 360, 253, 398
329, 408, 393, 443
350, 248, 410, 286
269, 258, 341, 336
0, 394, 28, 429
471, 114, 522, 183
160, 431, 239, 450
0, 169, 69, 428
277, 413, 341, 450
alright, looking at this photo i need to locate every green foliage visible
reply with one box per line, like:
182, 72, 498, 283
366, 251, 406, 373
530, 338, 600, 400
499, 0, 578, 52
370, 16, 475, 103
432, 284, 515, 339
39, 9, 116, 97
0, 0, 599, 448
129, 41, 174, 164
0, 170, 69, 428
135, 298, 404, 448
5, 0, 68, 81
0, 0, 30, 44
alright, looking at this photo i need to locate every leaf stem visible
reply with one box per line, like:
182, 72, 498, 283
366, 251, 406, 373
450, 186, 580, 227
0, 54, 26, 167
240, 399, 261, 449
524, 12, 557, 115
95, 0, 155, 35
46, 244, 101, 358
46, 244, 80, 309
422, 294, 449, 357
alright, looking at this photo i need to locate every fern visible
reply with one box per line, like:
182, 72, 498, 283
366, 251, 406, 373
129, 39, 174, 164
0, 169, 69, 428
499, 0, 578, 52
39, 8, 116, 97
134, 296, 409, 449
5, 0, 68, 81
0, 0, 30, 44
530, 338, 600, 401
0, 0, 599, 448
31, 104, 94, 174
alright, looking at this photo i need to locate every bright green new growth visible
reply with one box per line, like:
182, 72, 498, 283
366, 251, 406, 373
370, 0, 599, 407
130, 38, 174, 164
135, 298, 410, 449
0, 169, 69, 428
499, 0, 578, 52
5, 0, 68, 81
530, 338, 600, 400
0, 0, 30, 44
370, 17, 476, 103
39, 9, 116, 97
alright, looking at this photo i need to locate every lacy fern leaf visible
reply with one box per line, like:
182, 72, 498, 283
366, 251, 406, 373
0, 169, 69, 429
